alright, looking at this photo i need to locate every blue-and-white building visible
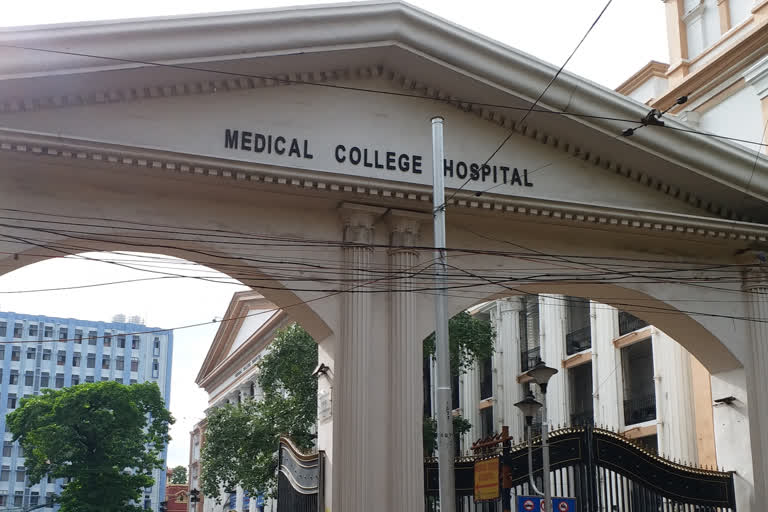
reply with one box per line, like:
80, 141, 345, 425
0, 311, 173, 511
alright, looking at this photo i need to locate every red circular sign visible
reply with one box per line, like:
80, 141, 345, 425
558, 502, 570, 512
523, 499, 535, 511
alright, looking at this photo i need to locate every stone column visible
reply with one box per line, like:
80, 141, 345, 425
743, 266, 768, 502
386, 209, 429, 511
539, 294, 568, 428
336, 203, 385, 511
717, 0, 731, 34
495, 298, 525, 441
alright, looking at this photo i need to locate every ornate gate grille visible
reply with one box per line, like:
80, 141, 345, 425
425, 426, 737, 511
276, 438, 324, 512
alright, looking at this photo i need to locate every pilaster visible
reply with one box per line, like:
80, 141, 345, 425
742, 265, 768, 503
664, 0, 691, 87
386, 209, 429, 512
718, 0, 731, 34
539, 294, 568, 428
336, 202, 386, 511
744, 56, 768, 154
592, 302, 622, 430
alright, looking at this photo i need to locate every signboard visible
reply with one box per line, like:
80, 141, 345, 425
516, 496, 576, 512
228, 493, 236, 510
242, 491, 250, 509
473, 457, 500, 501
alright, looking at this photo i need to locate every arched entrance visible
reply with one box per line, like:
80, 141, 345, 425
1, 3, 767, 510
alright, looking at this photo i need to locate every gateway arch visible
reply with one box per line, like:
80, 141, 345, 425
0, 2, 767, 510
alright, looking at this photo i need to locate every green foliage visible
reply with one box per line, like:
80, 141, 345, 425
200, 324, 317, 500
422, 415, 473, 455
170, 465, 188, 484
423, 311, 495, 375
6, 381, 173, 512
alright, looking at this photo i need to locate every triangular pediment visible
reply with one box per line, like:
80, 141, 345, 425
1, 1, 767, 221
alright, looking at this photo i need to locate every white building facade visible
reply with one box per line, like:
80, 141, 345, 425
431, 296, 752, 504
0, 311, 173, 511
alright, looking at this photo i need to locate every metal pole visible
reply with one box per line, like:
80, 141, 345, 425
542, 392, 552, 512
527, 422, 544, 496
431, 116, 456, 512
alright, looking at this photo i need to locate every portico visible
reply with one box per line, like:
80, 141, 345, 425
0, 2, 767, 510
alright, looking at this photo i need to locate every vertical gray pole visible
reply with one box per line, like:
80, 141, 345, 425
431, 116, 456, 512
542, 396, 552, 511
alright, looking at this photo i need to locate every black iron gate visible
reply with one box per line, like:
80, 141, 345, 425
425, 426, 737, 511
276, 437, 324, 512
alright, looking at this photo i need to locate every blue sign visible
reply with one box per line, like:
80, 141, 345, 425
517, 496, 576, 512
243, 490, 250, 509
255, 494, 265, 507
228, 493, 237, 510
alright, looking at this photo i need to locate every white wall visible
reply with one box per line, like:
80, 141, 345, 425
698, 85, 764, 150
685, 0, 722, 58
729, 0, 753, 27
626, 76, 669, 105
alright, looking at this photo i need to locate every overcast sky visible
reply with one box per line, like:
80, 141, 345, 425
0, 0, 669, 469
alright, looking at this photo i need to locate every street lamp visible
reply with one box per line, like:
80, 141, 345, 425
525, 360, 558, 512
514, 392, 544, 497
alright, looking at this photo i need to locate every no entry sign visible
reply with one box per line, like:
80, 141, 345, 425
516, 496, 576, 512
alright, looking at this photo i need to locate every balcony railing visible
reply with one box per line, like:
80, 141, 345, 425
570, 410, 594, 427
623, 394, 656, 425
520, 347, 541, 373
618, 311, 648, 336
565, 326, 592, 355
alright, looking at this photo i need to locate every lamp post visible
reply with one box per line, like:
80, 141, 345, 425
514, 391, 544, 498
525, 360, 558, 512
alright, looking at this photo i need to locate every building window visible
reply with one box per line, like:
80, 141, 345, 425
2, 442, 12, 457
479, 406, 494, 438
71, 375, 80, 386
129, 379, 137, 385
565, 296, 592, 355
621, 338, 656, 425
40, 373, 49, 388
104, 332, 112, 347
569, 362, 594, 426
7, 395, 16, 409
0, 346, 4, 360
42, 349, 51, 361
74, 329, 83, 343
117, 335, 126, 348
88, 331, 97, 345
0, 494, 6, 506
479, 356, 493, 400
11, 347, 20, 361
85, 376, 94, 383
26, 348, 35, 360
9, 371, 18, 385
13, 491, 22, 507
520, 295, 540, 372
24, 372, 33, 387
131, 358, 139, 372
55, 374, 64, 389
86, 354, 95, 369
0, 322, 5, 337
43, 325, 53, 338
618, 311, 648, 337
57, 351, 66, 365
116, 356, 124, 371
59, 327, 68, 340
152, 360, 159, 379
29, 492, 39, 507
13, 323, 22, 338
16, 445, 22, 457
72, 353, 81, 367
153, 337, 160, 356
0, 466, 9, 481
28, 324, 38, 337
102, 357, 110, 370
15, 467, 24, 482
132, 336, 140, 350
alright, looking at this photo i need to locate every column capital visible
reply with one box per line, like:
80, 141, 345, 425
338, 202, 387, 244
498, 297, 524, 314
743, 265, 768, 291
386, 209, 430, 248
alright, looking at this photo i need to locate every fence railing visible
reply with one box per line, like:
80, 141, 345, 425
623, 393, 656, 425
520, 347, 540, 372
565, 326, 591, 355
570, 410, 594, 427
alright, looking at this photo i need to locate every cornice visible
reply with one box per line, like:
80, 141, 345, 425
0, 1, 766, 214
1, 127, 767, 245
615, 61, 669, 96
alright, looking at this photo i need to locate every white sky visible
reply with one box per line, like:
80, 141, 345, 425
0, 0, 669, 468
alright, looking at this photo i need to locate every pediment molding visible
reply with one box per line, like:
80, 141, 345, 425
1, 126, 767, 244
0, 60, 746, 223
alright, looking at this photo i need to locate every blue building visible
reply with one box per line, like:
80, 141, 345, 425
0, 312, 173, 511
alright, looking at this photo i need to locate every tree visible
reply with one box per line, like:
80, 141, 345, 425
201, 323, 317, 499
169, 465, 188, 484
423, 311, 495, 453
6, 381, 173, 512
423, 311, 495, 376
